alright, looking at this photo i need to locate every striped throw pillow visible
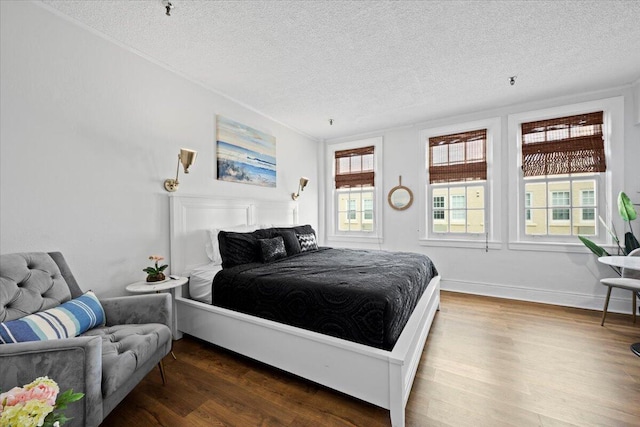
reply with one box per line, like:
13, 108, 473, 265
296, 233, 318, 252
0, 291, 105, 344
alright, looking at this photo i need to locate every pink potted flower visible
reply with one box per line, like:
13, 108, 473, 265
143, 255, 169, 282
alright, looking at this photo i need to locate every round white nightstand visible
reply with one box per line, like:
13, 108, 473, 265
125, 276, 188, 294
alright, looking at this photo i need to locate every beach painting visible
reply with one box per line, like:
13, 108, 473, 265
216, 116, 276, 187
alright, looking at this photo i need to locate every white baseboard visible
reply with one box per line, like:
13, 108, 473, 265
441, 278, 637, 315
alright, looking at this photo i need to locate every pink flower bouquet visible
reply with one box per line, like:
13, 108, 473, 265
0, 377, 83, 427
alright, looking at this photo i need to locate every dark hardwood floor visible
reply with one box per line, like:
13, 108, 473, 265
102, 291, 640, 426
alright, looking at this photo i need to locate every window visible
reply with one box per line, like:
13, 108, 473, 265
520, 111, 604, 238
451, 195, 466, 222
427, 129, 487, 236
433, 196, 445, 220
581, 190, 595, 221
551, 191, 570, 221
363, 199, 373, 220
509, 96, 624, 251
327, 137, 383, 241
347, 199, 357, 220
420, 117, 501, 248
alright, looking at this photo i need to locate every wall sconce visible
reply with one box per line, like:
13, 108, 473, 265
164, 148, 197, 192
291, 177, 309, 200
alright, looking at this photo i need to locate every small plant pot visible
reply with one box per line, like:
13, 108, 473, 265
146, 273, 166, 283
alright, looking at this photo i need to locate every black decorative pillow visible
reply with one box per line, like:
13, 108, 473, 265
276, 229, 302, 255
218, 231, 261, 268
296, 233, 318, 252
259, 236, 287, 263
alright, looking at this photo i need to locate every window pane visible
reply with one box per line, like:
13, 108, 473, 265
363, 197, 373, 220
549, 202, 571, 235
551, 190, 570, 206
431, 145, 448, 165
449, 143, 465, 164
337, 157, 350, 174
432, 187, 449, 233
450, 192, 466, 228
467, 139, 484, 161
348, 199, 356, 220
351, 156, 362, 173
466, 186, 484, 233
574, 208, 596, 235
524, 182, 547, 235
362, 154, 374, 171
526, 208, 548, 235
336, 188, 375, 233
552, 208, 570, 220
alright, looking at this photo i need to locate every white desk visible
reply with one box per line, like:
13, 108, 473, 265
597, 256, 640, 270
597, 256, 640, 357
126, 276, 188, 340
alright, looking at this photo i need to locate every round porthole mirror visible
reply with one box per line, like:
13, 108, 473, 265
388, 176, 413, 211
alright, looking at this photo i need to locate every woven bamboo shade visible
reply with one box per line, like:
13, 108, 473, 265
335, 146, 375, 189
521, 111, 605, 177
428, 129, 487, 184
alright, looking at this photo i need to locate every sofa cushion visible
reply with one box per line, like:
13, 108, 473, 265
0, 253, 72, 322
82, 323, 172, 398
0, 291, 105, 344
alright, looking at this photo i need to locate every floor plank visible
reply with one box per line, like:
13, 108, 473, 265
102, 291, 640, 426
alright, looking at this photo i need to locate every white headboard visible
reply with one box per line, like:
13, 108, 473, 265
169, 195, 299, 276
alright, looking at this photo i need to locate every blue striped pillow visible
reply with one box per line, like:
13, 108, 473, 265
0, 291, 105, 344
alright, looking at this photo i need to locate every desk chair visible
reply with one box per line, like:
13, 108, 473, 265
600, 248, 640, 326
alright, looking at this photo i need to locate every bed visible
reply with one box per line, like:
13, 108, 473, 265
169, 195, 441, 427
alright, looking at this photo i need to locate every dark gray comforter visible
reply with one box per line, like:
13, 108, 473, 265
212, 247, 438, 350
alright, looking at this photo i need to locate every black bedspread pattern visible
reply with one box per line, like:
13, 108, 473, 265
213, 248, 438, 350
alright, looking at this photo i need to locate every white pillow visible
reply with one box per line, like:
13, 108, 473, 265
205, 224, 268, 265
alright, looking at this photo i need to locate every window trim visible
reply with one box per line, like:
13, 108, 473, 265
419, 117, 502, 249
507, 96, 625, 253
326, 136, 383, 243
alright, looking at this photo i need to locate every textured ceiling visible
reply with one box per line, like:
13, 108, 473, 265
40, 0, 640, 140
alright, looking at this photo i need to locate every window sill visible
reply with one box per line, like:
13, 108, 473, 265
508, 240, 616, 253
419, 238, 502, 250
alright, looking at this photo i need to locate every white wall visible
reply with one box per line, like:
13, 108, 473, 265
0, 1, 319, 297
324, 86, 640, 314
634, 78, 640, 125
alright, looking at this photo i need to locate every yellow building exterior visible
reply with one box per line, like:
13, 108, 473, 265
431, 185, 485, 234
524, 179, 596, 236
337, 189, 374, 232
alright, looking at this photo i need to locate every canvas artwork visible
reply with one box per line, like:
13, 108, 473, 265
216, 116, 276, 187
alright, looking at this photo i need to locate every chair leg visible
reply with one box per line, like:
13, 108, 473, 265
601, 286, 612, 326
158, 360, 167, 385
633, 291, 637, 324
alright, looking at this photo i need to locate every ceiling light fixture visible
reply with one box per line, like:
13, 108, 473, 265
162, 1, 174, 16
509, 76, 517, 86
329, 119, 334, 125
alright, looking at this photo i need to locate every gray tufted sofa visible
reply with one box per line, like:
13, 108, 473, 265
0, 252, 173, 426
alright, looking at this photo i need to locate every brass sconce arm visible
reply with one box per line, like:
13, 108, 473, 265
291, 177, 309, 200
164, 148, 197, 192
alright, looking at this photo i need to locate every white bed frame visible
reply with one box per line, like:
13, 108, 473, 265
169, 195, 440, 427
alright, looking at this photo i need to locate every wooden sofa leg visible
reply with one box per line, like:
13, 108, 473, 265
601, 286, 612, 326
158, 360, 167, 385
